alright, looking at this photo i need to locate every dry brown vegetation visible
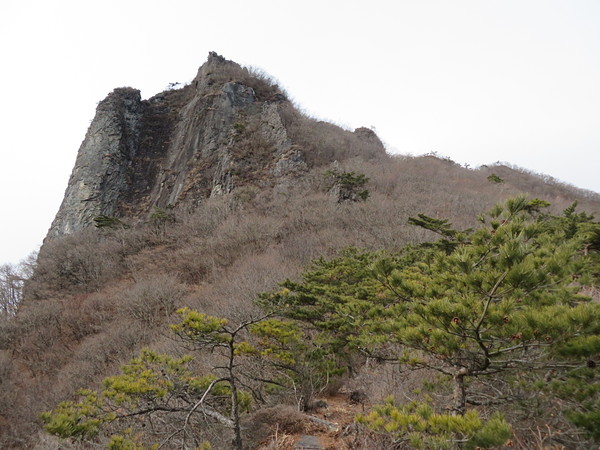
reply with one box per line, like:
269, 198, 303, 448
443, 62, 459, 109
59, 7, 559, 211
3, 152, 599, 447
2, 64, 599, 448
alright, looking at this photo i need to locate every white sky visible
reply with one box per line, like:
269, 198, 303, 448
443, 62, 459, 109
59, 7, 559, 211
1, 0, 599, 266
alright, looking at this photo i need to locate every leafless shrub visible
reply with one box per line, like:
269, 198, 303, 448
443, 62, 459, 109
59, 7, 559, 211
0, 253, 37, 320
244, 405, 309, 448
30, 431, 78, 450
0, 264, 24, 319
122, 274, 185, 326
0, 353, 26, 449
207, 213, 283, 265
30, 230, 124, 296
175, 199, 234, 239
0, 351, 16, 418
229, 119, 278, 183
480, 162, 600, 212
193, 249, 301, 316
203, 59, 286, 102
5, 105, 600, 449
169, 245, 213, 284
110, 224, 155, 255
9, 304, 72, 376
59, 295, 106, 343
244, 66, 289, 101
281, 107, 386, 168
50, 320, 151, 404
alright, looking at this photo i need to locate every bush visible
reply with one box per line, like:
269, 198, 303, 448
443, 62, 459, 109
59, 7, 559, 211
122, 275, 185, 326
243, 405, 309, 448
30, 230, 124, 295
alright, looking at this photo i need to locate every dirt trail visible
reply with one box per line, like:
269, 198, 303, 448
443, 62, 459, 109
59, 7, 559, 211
295, 434, 323, 449
295, 393, 366, 450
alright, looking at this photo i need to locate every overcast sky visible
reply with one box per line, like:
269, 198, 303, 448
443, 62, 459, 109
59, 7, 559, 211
1, 0, 599, 266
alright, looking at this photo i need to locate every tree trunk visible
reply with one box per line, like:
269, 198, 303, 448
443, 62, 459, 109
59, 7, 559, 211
228, 342, 243, 450
230, 377, 243, 450
452, 367, 468, 415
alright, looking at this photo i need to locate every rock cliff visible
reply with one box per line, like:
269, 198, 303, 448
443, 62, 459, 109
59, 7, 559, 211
48, 52, 386, 237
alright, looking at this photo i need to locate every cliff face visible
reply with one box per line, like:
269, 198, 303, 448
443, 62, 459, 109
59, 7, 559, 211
48, 88, 145, 236
48, 53, 385, 237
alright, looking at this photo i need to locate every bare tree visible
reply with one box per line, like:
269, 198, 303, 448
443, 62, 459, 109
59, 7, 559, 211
0, 252, 37, 320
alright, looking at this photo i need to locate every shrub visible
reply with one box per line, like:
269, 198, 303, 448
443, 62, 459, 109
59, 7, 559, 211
243, 405, 308, 447
30, 230, 124, 295
122, 275, 185, 326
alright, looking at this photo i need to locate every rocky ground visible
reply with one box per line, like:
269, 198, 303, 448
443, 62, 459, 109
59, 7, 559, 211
258, 392, 367, 450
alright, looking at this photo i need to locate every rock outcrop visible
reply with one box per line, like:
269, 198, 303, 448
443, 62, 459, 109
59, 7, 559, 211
48, 52, 386, 237
48, 88, 145, 236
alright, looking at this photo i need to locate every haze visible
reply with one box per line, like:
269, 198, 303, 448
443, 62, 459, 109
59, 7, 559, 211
1, 0, 599, 265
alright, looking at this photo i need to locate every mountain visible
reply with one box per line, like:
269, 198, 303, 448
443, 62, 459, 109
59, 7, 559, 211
1, 53, 599, 449
48, 52, 385, 238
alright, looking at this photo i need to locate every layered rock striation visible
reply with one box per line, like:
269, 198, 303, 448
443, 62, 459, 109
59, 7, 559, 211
48, 52, 386, 237
49, 88, 145, 236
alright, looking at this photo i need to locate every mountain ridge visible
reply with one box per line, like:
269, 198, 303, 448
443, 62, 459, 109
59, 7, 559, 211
1, 53, 600, 449
48, 52, 386, 238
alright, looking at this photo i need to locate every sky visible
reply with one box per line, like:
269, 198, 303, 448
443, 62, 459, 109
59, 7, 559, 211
1, 0, 599, 266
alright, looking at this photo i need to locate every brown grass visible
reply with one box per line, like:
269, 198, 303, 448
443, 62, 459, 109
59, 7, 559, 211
2, 63, 599, 447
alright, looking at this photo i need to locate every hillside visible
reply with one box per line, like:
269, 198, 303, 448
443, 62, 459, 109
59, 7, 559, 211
48, 52, 385, 238
1, 53, 599, 449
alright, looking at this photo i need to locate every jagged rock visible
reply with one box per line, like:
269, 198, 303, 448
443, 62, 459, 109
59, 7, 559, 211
48, 88, 144, 237
353, 126, 384, 151
295, 434, 325, 449
47, 53, 386, 239
273, 146, 307, 177
261, 103, 292, 153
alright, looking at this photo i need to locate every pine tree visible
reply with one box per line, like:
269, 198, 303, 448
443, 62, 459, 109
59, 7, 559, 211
259, 247, 393, 372
364, 196, 599, 415
41, 350, 237, 447
42, 197, 600, 446
263, 197, 600, 444
357, 397, 511, 449
42, 308, 331, 448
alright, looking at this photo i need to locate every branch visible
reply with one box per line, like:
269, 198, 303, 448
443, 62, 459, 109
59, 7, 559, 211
466, 397, 513, 406
239, 374, 288, 389
193, 404, 234, 427
187, 378, 228, 425
230, 312, 275, 337
475, 270, 509, 333
488, 341, 547, 357
156, 400, 235, 449
375, 276, 418, 305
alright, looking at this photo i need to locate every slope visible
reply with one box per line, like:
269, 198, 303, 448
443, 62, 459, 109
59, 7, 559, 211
1, 53, 599, 448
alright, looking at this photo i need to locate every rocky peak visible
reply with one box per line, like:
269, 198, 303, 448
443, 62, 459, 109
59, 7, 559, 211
353, 127, 384, 150
192, 52, 242, 92
47, 53, 386, 238
48, 87, 145, 237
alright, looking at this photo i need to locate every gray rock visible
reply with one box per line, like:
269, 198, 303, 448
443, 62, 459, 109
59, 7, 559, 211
45, 52, 386, 242
353, 126, 384, 151
48, 88, 144, 236
295, 435, 324, 450
48, 56, 261, 236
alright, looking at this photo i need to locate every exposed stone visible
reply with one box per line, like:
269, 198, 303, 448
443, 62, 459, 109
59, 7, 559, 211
353, 126, 384, 151
261, 103, 292, 153
295, 434, 325, 450
273, 146, 307, 177
46, 53, 386, 240
222, 82, 255, 108
48, 88, 144, 236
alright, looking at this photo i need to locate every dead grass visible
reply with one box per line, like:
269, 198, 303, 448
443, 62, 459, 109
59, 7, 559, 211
3, 76, 600, 448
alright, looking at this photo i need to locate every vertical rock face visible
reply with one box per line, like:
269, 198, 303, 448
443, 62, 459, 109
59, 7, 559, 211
152, 80, 258, 207
47, 52, 386, 238
48, 88, 144, 236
